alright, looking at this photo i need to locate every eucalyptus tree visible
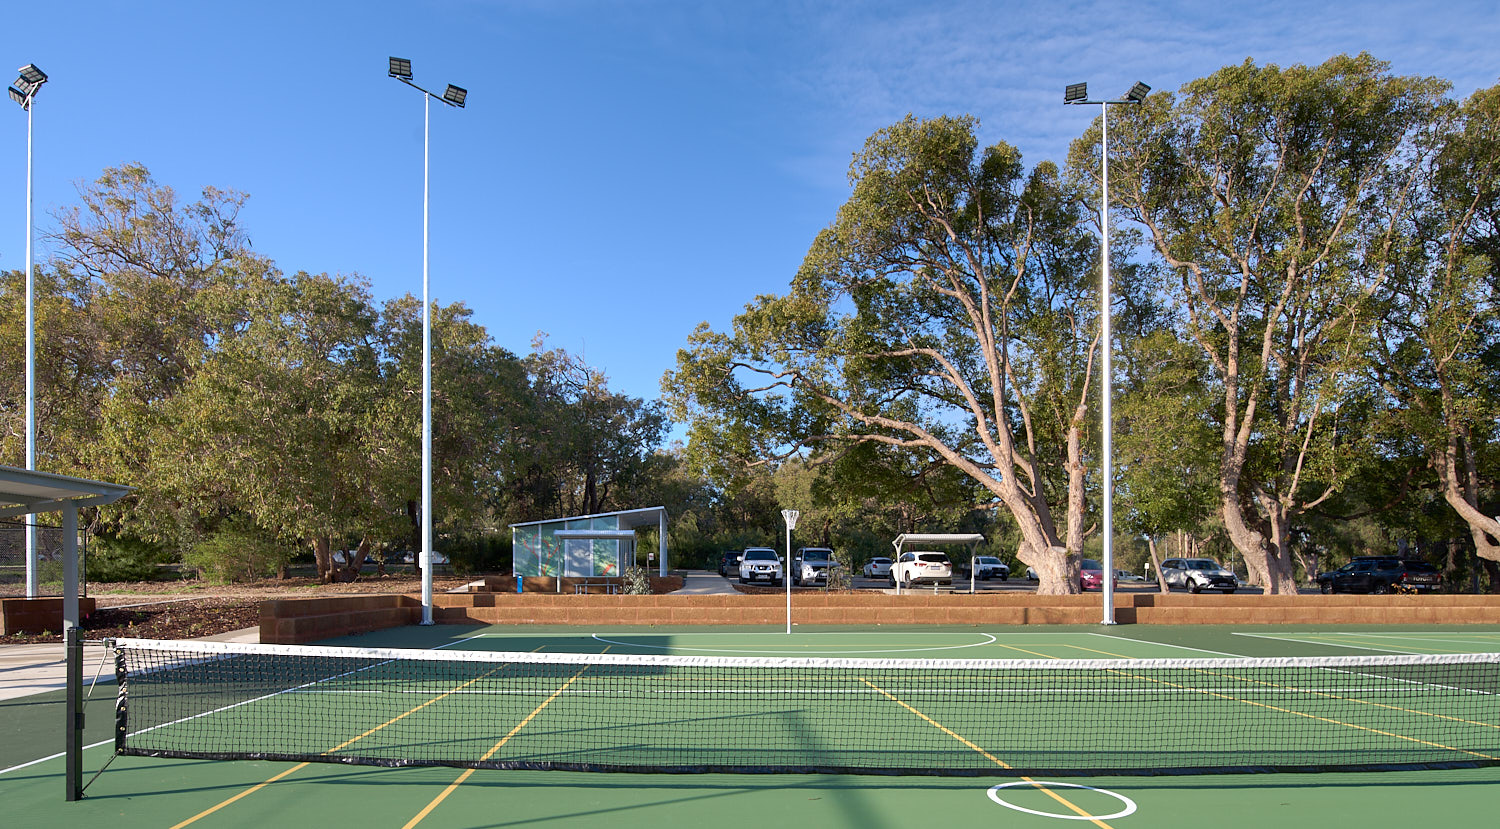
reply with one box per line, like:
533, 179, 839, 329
164, 268, 384, 579
1369, 83, 1500, 572
526, 340, 668, 517
1100, 54, 1449, 592
37, 164, 263, 545
667, 115, 1104, 593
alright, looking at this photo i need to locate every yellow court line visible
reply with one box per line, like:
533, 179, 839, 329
167, 649, 530, 828
1192, 667, 1500, 734
1105, 667, 1500, 763
166, 762, 310, 829
859, 678, 1119, 829
1062, 639, 1499, 759
402, 648, 608, 829
988, 642, 1070, 659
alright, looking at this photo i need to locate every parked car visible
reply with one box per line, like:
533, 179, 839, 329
1317, 558, 1441, 594
1160, 558, 1237, 593
955, 555, 1010, 581
792, 547, 839, 587
1079, 559, 1118, 591
890, 551, 952, 588
398, 551, 450, 565
718, 550, 742, 578
1115, 568, 1147, 582
738, 547, 783, 586
863, 556, 893, 578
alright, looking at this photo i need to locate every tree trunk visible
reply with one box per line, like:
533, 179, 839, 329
312, 536, 333, 583
1147, 537, 1169, 593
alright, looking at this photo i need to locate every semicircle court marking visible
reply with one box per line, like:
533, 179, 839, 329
987, 781, 1138, 821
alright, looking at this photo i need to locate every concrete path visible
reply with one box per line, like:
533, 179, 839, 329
0, 626, 259, 702
669, 570, 740, 595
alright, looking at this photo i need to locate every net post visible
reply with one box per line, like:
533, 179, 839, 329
62, 501, 83, 801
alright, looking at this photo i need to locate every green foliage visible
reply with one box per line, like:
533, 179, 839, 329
182, 522, 292, 583
442, 533, 511, 575
87, 534, 174, 583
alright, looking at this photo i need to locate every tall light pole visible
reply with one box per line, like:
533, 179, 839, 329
388, 57, 467, 625
10, 64, 48, 598
1065, 80, 1148, 626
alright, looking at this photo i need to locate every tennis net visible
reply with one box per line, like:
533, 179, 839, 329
111, 638, 1500, 776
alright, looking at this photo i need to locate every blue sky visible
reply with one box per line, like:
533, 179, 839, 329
3, 1, 1496, 439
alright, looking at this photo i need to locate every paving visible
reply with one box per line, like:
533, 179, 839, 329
0, 625, 259, 703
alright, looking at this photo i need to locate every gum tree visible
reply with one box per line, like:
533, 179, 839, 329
666, 115, 1104, 594
1370, 83, 1500, 578
1101, 55, 1449, 592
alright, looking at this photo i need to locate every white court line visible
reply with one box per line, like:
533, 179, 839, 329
1085, 633, 1247, 658
0, 737, 113, 777
1231, 632, 1432, 655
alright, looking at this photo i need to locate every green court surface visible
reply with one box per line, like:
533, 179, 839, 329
4, 623, 1499, 829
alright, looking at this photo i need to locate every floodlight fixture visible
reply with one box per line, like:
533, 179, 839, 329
442, 84, 467, 108
389, 56, 413, 79
1126, 81, 1151, 102
1064, 82, 1088, 103
17, 64, 47, 85
7, 87, 25, 108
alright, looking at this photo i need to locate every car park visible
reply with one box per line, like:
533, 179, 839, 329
863, 556, 892, 578
792, 547, 839, 587
890, 551, 952, 588
1317, 558, 1441, 594
955, 555, 1010, 581
1160, 558, 1237, 593
718, 550, 742, 577
738, 547, 783, 586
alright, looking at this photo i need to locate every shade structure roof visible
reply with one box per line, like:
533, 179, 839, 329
0, 465, 132, 519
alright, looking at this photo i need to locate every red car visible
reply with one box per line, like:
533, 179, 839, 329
1080, 559, 1118, 591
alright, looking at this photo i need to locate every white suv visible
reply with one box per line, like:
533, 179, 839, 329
738, 547, 783, 586
890, 551, 953, 588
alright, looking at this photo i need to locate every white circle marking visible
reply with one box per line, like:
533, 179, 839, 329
987, 781, 1138, 821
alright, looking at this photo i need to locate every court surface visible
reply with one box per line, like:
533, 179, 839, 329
4, 623, 1499, 828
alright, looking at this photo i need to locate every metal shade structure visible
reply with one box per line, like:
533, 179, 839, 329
1064, 81, 1149, 625
0, 465, 130, 801
386, 57, 468, 624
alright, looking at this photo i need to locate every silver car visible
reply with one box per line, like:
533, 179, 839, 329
1161, 558, 1237, 593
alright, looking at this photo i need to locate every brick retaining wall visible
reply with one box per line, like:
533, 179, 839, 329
259, 591, 1500, 644
0, 596, 97, 635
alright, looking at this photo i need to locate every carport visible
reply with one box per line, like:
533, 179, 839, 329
891, 533, 986, 594
0, 465, 131, 800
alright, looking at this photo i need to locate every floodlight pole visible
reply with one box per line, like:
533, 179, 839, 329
388, 59, 466, 625
1065, 82, 1148, 626
781, 509, 799, 634
10, 65, 46, 598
